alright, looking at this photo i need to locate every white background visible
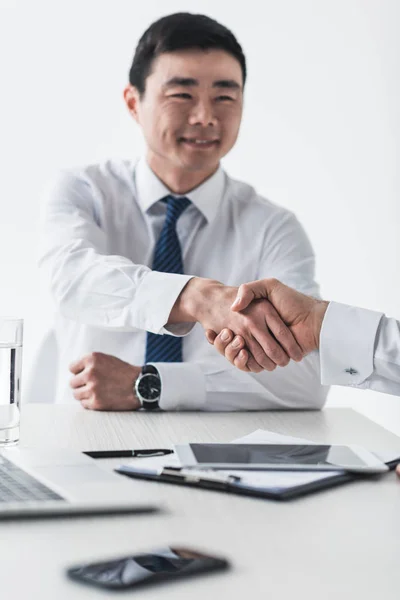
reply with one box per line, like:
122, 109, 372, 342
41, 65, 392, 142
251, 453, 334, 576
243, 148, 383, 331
0, 0, 399, 412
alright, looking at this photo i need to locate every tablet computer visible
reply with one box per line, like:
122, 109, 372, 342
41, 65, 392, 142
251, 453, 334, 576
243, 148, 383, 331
174, 443, 388, 474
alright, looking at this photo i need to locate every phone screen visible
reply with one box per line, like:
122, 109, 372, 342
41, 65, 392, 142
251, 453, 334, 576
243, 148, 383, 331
67, 547, 229, 590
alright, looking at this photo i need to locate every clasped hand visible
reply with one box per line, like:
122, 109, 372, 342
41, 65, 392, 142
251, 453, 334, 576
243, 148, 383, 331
194, 281, 304, 373
205, 278, 327, 373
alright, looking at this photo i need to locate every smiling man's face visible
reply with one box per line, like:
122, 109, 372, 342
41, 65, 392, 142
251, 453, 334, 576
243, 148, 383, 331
125, 48, 244, 190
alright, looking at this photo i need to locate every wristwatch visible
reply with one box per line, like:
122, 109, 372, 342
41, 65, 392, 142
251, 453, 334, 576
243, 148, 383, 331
134, 365, 162, 410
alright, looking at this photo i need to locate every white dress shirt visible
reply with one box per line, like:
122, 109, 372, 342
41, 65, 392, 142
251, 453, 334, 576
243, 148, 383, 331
39, 157, 329, 409
320, 302, 400, 395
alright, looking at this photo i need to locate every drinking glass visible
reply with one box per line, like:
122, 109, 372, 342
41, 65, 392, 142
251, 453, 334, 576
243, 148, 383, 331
0, 317, 23, 445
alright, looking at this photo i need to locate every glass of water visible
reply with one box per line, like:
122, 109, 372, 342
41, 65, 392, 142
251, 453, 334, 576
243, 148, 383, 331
0, 317, 23, 446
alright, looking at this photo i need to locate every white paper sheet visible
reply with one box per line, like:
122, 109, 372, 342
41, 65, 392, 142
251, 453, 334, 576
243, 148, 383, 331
234, 428, 399, 464
234, 429, 316, 445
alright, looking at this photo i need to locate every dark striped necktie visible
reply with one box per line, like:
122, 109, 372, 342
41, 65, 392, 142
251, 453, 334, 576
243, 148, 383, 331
145, 195, 191, 363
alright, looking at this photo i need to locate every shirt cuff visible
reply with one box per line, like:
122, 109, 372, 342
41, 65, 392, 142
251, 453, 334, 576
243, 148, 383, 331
149, 362, 206, 411
319, 301, 383, 386
133, 271, 194, 335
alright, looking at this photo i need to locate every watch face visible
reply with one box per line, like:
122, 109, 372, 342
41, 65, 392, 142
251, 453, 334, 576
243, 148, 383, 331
138, 373, 161, 401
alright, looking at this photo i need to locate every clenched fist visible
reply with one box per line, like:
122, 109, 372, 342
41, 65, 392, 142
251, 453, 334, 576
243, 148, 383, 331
69, 352, 141, 411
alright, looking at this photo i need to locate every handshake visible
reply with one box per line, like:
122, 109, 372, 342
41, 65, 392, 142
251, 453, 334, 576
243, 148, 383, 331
180, 278, 329, 373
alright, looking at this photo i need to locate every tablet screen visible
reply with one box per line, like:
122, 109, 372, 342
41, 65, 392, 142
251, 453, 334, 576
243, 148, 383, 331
188, 444, 366, 468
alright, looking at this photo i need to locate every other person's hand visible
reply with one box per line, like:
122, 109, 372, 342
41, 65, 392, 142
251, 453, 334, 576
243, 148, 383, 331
69, 352, 141, 410
173, 278, 304, 372
206, 278, 329, 371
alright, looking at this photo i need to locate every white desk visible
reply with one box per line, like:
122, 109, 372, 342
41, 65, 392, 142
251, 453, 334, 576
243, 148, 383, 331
3, 404, 400, 600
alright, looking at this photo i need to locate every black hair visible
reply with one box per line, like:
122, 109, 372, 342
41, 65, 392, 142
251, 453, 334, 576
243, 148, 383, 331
129, 12, 246, 96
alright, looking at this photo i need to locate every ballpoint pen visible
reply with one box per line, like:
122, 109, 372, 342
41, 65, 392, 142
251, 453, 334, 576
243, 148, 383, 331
83, 449, 174, 459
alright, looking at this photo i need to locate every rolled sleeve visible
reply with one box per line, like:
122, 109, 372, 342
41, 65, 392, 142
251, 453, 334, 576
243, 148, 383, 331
150, 362, 206, 411
133, 271, 195, 335
319, 302, 383, 386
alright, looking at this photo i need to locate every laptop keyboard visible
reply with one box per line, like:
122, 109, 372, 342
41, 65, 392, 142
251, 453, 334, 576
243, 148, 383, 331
0, 456, 64, 503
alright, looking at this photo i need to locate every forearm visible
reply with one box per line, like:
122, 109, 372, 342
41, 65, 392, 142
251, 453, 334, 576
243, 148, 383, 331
320, 305, 400, 395
40, 239, 193, 333
40, 171, 196, 334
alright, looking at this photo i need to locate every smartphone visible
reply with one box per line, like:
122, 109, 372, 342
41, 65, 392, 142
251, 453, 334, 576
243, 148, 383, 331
174, 443, 388, 474
66, 546, 230, 590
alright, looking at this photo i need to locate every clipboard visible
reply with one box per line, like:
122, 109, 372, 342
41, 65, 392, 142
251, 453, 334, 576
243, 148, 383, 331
115, 457, 400, 501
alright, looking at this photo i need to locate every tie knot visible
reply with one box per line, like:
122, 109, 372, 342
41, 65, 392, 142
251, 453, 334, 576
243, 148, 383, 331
163, 195, 191, 225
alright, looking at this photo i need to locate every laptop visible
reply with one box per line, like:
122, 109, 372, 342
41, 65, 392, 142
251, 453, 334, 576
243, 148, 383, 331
0, 446, 159, 519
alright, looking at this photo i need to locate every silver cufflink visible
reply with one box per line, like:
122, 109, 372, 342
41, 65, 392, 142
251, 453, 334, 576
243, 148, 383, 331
344, 368, 358, 375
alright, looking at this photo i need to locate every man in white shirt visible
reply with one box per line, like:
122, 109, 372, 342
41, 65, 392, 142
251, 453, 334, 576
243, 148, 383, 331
39, 12, 328, 411
207, 278, 400, 396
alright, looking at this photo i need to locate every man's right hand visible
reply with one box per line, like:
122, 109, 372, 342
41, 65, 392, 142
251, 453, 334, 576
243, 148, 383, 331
169, 277, 304, 372
205, 278, 329, 372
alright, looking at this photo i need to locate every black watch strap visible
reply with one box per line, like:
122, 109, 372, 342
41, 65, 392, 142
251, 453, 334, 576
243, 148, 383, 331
142, 364, 158, 375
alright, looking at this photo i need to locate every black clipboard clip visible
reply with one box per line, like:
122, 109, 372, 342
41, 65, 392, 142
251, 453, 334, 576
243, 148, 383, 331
161, 467, 241, 487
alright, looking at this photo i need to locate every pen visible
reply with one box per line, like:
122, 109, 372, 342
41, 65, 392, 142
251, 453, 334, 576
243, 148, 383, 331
83, 449, 174, 459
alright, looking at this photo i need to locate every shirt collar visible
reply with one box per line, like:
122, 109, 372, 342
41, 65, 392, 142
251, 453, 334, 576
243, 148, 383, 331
134, 156, 225, 224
